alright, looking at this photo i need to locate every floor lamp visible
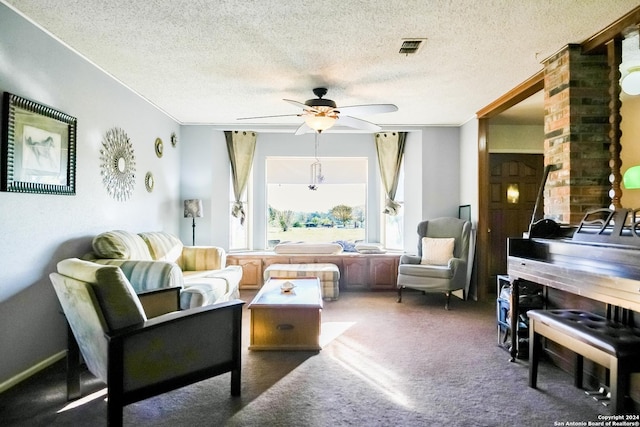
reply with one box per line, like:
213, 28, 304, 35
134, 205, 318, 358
184, 199, 203, 246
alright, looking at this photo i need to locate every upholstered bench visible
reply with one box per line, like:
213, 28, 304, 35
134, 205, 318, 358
528, 309, 640, 413
264, 263, 340, 300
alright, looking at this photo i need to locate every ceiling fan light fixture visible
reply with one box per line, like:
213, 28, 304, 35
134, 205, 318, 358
241, 88, 396, 134
621, 65, 640, 95
304, 114, 337, 133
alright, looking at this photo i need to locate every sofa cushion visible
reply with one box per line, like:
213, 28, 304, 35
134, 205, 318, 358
179, 246, 226, 271
182, 278, 230, 307
138, 231, 184, 262
92, 230, 152, 260
274, 242, 343, 254
398, 263, 453, 279
421, 237, 454, 265
57, 258, 147, 331
58, 257, 104, 283
355, 242, 386, 254
92, 266, 147, 331
93, 259, 184, 293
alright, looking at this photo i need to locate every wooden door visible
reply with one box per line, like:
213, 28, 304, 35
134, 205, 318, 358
488, 154, 543, 290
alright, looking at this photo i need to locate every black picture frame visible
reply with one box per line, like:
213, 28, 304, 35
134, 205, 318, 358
1, 92, 77, 195
458, 204, 471, 221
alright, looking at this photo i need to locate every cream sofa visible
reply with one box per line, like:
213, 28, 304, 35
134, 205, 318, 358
85, 230, 241, 309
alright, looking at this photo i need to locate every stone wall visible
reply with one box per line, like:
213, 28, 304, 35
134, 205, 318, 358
542, 44, 611, 224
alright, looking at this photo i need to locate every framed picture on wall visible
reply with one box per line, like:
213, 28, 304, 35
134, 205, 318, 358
459, 204, 471, 222
1, 92, 77, 195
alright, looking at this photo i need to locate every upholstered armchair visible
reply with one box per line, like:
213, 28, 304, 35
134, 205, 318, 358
397, 217, 472, 309
50, 258, 244, 426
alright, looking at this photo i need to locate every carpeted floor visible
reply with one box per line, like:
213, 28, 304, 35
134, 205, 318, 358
0, 290, 618, 426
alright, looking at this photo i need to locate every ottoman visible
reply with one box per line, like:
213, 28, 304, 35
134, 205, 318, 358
263, 263, 340, 300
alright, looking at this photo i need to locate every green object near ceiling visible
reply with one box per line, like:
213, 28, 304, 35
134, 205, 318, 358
623, 165, 640, 189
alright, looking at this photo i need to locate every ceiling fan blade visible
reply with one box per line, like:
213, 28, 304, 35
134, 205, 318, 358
294, 122, 312, 135
237, 113, 300, 120
336, 115, 382, 132
335, 104, 398, 116
284, 99, 318, 112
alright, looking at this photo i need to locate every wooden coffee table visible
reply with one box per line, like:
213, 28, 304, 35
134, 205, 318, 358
248, 277, 323, 351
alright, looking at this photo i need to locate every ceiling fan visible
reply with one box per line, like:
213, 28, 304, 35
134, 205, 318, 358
238, 87, 398, 134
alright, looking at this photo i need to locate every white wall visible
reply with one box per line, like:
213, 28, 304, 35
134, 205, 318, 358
179, 127, 231, 247
0, 4, 180, 387
488, 124, 544, 154
419, 127, 461, 220
460, 119, 479, 222
401, 127, 463, 252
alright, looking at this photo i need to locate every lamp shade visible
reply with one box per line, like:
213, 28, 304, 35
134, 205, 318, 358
623, 166, 640, 190
621, 66, 640, 96
184, 199, 203, 218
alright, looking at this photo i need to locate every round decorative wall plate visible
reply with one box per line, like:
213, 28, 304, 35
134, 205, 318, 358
171, 132, 177, 147
155, 137, 163, 158
100, 127, 136, 201
145, 171, 154, 192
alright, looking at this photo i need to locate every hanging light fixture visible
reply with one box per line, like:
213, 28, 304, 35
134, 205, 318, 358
621, 65, 640, 95
620, 31, 640, 96
308, 133, 325, 190
304, 106, 338, 133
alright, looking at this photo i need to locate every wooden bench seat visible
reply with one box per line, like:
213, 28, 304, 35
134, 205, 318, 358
528, 309, 640, 414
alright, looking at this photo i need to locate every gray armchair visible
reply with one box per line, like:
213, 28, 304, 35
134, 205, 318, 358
397, 217, 472, 309
49, 258, 244, 426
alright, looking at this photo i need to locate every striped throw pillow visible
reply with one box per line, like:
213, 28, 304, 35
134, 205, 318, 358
92, 230, 152, 260
138, 232, 183, 262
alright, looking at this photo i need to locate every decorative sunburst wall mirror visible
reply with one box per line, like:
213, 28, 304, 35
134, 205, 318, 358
100, 127, 136, 201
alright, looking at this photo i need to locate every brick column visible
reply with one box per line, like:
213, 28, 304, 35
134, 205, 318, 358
543, 44, 611, 224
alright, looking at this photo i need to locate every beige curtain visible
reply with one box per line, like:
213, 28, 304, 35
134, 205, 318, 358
375, 131, 407, 216
225, 130, 257, 225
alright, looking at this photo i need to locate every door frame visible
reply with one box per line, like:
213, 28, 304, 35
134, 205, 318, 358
475, 74, 543, 301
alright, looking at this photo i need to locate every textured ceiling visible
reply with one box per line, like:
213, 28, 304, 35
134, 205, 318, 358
3, 0, 639, 130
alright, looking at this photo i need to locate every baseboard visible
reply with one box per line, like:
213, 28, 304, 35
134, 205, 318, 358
0, 351, 66, 393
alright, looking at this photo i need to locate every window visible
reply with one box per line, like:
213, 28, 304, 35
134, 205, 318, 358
266, 157, 367, 248
382, 163, 404, 250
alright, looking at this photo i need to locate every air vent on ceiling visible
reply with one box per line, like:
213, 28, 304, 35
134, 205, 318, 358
399, 39, 426, 55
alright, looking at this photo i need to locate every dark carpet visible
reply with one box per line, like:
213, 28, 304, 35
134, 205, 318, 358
0, 290, 615, 426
